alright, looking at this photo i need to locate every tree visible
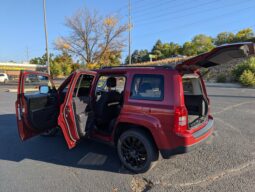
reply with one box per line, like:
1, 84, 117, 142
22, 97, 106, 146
214, 32, 235, 46
55, 8, 128, 67
53, 52, 73, 76
151, 40, 182, 59
87, 48, 122, 69
191, 34, 214, 55
50, 61, 62, 77
137, 49, 149, 62
29, 53, 54, 65
151, 40, 164, 59
124, 49, 150, 64
235, 28, 254, 42
182, 41, 197, 56
164, 42, 181, 57
30, 52, 78, 77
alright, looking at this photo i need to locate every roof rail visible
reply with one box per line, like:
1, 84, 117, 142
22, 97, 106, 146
101, 64, 174, 69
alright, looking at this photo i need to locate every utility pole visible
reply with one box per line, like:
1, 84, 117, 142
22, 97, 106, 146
128, 0, 132, 65
43, 0, 50, 74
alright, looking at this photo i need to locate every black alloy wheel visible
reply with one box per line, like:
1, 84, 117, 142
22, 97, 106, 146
117, 129, 158, 173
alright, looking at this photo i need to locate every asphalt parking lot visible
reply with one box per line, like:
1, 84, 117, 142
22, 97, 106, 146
0, 86, 255, 192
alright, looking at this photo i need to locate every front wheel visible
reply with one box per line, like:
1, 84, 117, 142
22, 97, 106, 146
117, 129, 159, 173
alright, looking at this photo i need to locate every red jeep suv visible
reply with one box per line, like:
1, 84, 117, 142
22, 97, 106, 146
15, 43, 255, 173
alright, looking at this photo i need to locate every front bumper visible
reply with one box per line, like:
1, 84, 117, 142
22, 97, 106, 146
160, 118, 214, 159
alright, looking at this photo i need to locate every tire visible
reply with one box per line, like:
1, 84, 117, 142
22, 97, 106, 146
117, 129, 159, 173
4, 79, 7, 84
40, 127, 59, 137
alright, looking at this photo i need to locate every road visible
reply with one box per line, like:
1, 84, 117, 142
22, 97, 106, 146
0, 86, 255, 192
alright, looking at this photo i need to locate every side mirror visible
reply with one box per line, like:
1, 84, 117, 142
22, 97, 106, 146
39, 85, 49, 94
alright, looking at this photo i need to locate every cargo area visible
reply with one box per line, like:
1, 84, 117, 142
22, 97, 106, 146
182, 74, 208, 128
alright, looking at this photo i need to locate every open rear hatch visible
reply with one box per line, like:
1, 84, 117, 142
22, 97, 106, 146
176, 42, 255, 72
177, 42, 255, 129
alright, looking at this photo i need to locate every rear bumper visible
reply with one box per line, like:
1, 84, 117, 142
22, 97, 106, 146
160, 117, 214, 159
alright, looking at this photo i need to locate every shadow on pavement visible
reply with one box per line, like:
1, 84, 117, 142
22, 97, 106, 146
0, 114, 127, 173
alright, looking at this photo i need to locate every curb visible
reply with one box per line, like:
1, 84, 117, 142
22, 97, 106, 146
8, 89, 18, 93
205, 83, 242, 88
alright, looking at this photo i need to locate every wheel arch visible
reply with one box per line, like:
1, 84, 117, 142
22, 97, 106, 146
113, 122, 158, 150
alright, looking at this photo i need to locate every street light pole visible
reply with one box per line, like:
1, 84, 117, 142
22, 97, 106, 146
43, 0, 50, 75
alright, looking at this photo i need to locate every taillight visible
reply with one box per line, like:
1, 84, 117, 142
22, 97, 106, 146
174, 106, 188, 134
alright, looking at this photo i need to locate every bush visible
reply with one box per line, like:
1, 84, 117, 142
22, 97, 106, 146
239, 69, 255, 86
232, 57, 255, 81
216, 74, 227, 83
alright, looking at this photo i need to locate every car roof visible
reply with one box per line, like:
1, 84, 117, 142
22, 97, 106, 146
93, 65, 175, 74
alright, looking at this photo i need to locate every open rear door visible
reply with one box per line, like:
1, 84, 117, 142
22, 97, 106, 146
57, 71, 97, 149
15, 71, 59, 140
176, 42, 255, 72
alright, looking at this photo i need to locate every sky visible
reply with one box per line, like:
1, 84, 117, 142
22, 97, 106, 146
0, 0, 255, 62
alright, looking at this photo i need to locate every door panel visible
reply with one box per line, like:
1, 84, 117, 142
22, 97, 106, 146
25, 94, 58, 131
16, 71, 58, 140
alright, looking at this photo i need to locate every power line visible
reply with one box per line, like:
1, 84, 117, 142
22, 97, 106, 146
132, 0, 195, 17
135, 0, 252, 26
134, 0, 220, 23
132, 0, 178, 13
133, 5, 255, 38
115, 0, 150, 14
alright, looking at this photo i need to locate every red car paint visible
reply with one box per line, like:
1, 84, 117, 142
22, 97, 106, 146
15, 42, 255, 158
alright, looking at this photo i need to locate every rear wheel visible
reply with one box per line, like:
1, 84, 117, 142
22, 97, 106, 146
117, 129, 158, 173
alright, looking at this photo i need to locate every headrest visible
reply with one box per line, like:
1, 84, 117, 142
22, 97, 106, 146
139, 83, 152, 93
106, 77, 116, 88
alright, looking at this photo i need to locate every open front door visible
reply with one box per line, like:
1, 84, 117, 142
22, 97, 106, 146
58, 71, 97, 149
176, 42, 255, 71
15, 71, 59, 140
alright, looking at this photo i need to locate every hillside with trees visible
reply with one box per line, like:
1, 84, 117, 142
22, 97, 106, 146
126, 28, 255, 64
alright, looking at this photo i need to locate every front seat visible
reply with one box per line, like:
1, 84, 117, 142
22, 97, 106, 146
95, 77, 121, 127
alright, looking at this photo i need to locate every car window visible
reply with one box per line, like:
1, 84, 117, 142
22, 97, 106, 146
182, 79, 193, 94
96, 75, 126, 93
182, 78, 202, 95
130, 74, 164, 101
73, 74, 94, 97
23, 74, 53, 95
0, 74, 4, 77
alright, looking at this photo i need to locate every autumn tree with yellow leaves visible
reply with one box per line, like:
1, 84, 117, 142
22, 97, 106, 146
55, 9, 128, 69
